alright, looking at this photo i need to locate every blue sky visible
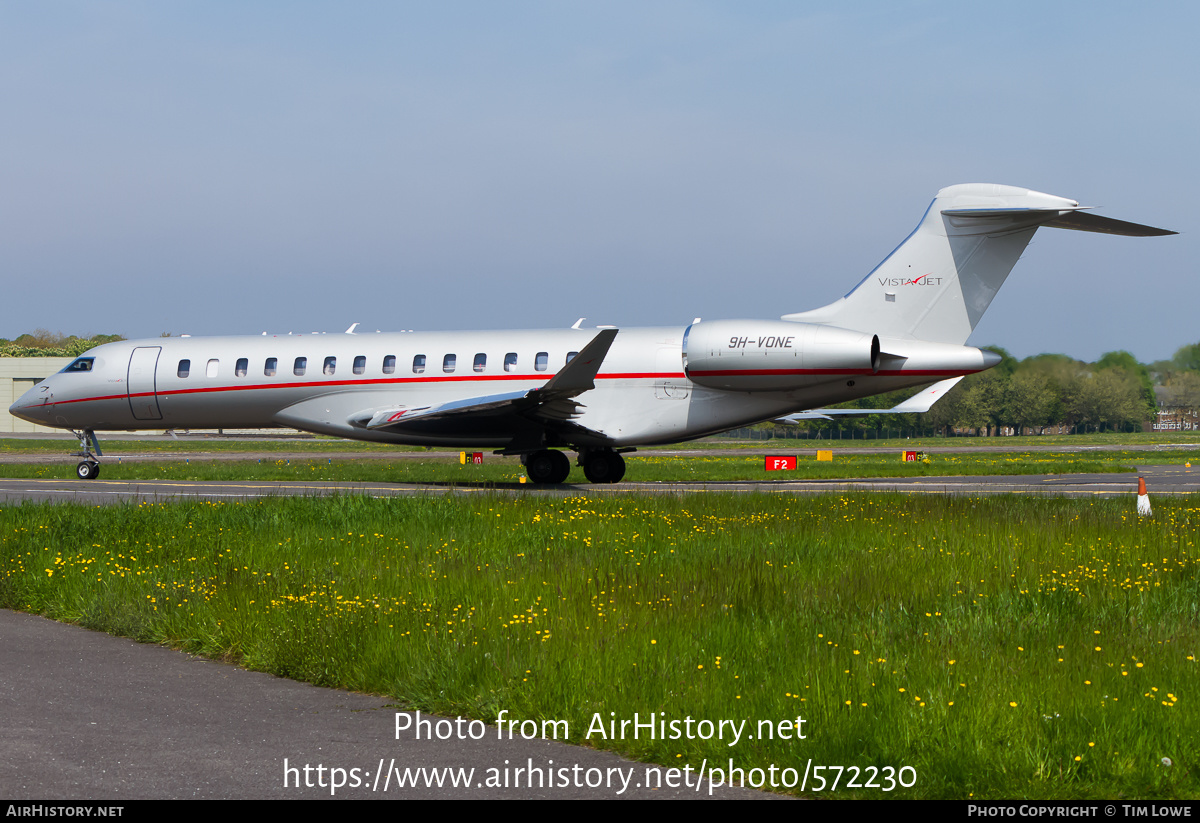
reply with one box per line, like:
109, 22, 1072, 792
2, 2, 1195, 361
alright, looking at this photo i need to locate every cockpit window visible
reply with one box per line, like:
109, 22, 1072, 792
61, 358, 94, 373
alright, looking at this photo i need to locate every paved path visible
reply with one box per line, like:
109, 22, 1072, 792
0, 611, 770, 800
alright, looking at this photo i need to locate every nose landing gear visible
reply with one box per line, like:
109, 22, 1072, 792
71, 430, 103, 480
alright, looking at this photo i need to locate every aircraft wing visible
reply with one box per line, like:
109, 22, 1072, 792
358, 328, 619, 432
362, 389, 531, 429
777, 376, 963, 422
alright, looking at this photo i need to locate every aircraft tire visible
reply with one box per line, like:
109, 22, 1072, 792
76, 461, 100, 480
526, 449, 570, 484
584, 451, 626, 484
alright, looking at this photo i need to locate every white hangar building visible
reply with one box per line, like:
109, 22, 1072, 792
1, 357, 73, 433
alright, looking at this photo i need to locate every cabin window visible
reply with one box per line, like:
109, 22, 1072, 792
383, 355, 396, 374
323, 356, 336, 375
412, 354, 426, 374
62, 358, 95, 373
353, 355, 366, 375
535, 352, 548, 372
294, 357, 307, 376
566, 351, 578, 364
235, 358, 248, 377
264, 357, 277, 376
206, 359, 219, 378
176, 359, 190, 378
473, 353, 486, 372
443, 354, 457, 373
504, 352, 517, 372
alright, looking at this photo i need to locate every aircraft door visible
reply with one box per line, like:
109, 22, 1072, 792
127, 346, 163, 421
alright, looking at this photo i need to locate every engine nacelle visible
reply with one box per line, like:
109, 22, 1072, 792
683, 320, 879, 391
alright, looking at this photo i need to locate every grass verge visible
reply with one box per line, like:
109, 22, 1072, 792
1, 450, 1190, 483
2, 492, 1196, 798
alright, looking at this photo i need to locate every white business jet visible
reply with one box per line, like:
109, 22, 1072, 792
10, 184, 1174, 484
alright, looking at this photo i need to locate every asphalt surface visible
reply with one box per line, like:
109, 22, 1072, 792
0, 610, 772, 800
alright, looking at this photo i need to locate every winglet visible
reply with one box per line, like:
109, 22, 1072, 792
538, 328, 618, 396
887, 376, 964, 413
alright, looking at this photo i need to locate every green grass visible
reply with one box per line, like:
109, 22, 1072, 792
0, 437, 420, 455
5, 450, 1198, 484
3, 430, 1200, 457
2, 492, 1196, 798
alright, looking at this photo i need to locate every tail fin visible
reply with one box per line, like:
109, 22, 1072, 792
783, 184, 1175, 345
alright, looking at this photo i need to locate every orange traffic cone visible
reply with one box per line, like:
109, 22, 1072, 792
1137, 477, 1152, 517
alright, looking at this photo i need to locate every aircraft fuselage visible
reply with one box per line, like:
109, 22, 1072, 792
10, 325, 989, 448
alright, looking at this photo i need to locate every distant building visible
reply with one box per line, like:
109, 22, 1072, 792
1148, 386, 1199, 432
951, 424, 1078, 436
1, 357, 73, 432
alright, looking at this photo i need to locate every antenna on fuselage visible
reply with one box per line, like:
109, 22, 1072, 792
345, 323, 359, 334
571, 318, 585, 329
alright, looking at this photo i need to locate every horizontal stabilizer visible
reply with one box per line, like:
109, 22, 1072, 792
777, 377, 963, 423
1042, 210, 1177, 237
941, 208, 1176, 236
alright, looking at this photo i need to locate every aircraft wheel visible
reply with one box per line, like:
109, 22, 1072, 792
526, 449, 571, 484
76, 461, 100, 480
584, 451, 626, 484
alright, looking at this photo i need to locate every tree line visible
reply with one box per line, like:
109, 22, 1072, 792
786, 341, 1200, 436
0, 329, 125, 358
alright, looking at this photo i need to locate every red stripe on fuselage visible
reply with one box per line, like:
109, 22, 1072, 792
49, 371, 683, 407
48, 367, 977, 408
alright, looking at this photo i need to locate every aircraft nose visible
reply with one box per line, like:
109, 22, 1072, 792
9, 398, 34, 424
9, 383, 47, 424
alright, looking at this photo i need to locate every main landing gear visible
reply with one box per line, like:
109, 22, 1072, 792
521, 448, 627, 485
582, 449, 626, 484
71, 429, 102, 480
523, 449, 571, 485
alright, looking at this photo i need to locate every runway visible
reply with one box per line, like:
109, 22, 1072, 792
0, 463, 1196, 505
